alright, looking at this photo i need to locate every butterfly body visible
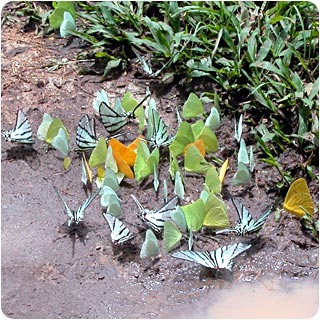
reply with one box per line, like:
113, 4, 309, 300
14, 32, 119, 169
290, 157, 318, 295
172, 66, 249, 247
2, 110, 34, 144
53, 186, 99, 227
172, 242, 251, 271
131, 194, 179, 232
103, 213, 135, 245
76, 115, 99, 151
216, 198, 273, 236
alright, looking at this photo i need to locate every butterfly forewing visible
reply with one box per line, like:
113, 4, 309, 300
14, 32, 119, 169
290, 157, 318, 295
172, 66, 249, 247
76, 115, 99, 151
103, 213, 134, 244
172, 250, 217, 269
52, 185, 75, 225
99, 101, 129, 135
2, 110, 34, 144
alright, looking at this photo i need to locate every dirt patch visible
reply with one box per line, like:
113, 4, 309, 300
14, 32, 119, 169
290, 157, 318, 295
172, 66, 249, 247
1, 20, 318, 319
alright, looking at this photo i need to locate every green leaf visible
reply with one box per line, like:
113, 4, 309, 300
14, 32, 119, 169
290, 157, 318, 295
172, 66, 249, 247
203, 193, 229, 229
181, 199, 206, 232
49, 1, 76, 30
163, 221, 182, 253
88, 138, 107, 168
182, 93, 203, 118
232, 162, 250, 186
184, 144, 208, 173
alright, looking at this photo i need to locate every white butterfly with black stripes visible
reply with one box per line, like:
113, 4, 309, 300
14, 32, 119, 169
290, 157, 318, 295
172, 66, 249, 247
76, 114, 99, 151
172, 242, 251, 271
2, 109, 34, 144
53, 185, 100, 227
131, 194, 179, 233
99, 95, 149, 135
216, 198, 273, 236
146, 107, 173, 149
103, 212, 135, 245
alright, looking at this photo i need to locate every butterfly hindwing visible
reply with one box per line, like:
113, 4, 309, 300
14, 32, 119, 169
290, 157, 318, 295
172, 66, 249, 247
103, 213, 134, 245
2, 110, 34, 144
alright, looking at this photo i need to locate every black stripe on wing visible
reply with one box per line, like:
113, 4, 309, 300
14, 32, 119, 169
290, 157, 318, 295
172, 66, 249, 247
171, 250, 217, 269
99, 101, 129, 135
76, 115, 99, 150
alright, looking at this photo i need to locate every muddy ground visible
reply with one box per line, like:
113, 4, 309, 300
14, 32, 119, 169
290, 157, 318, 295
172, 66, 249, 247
1, 14, 319, 319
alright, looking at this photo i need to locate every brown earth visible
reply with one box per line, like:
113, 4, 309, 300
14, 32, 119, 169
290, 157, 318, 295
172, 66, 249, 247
1, 14, 319, 319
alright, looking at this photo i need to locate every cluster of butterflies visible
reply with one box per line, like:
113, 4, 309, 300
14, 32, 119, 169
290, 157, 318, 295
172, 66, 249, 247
1, 93, 172, 152
2, 98, 315, 275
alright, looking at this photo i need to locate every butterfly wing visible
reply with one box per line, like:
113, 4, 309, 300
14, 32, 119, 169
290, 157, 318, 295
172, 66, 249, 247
75, 188, 100, 223
103, 213, 134, 244
76, 115, 99, 151
210, 242, 251, 270
284, 178, 314, 217
99, 101, 128, 135
52, 185, 74, 225
171, 250, 217, 269
140, 229, 160, 259
149, 109, 172, 148
2, 110, 34, 144
231, 198, 255, 236
249, 205, 273, 233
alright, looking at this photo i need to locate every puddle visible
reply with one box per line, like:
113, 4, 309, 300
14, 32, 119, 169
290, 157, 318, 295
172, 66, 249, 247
165, 277, 319, 319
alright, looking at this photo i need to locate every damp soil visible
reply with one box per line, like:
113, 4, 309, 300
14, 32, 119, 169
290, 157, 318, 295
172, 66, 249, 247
1, 19, 319, 319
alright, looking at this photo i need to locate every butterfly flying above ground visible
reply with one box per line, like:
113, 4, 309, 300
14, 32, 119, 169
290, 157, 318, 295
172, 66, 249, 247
76, 114, 99, 151
99, 94, 150, 135
103, 212, 135, 245
131, 194, 179, 232
53, 185, 100, 227
172, 242, 251, 271
216, 198, 273, 236
2, 109, 34, 144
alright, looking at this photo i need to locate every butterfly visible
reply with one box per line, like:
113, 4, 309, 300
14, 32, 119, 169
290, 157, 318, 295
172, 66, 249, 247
131, 194, 179, 232
171, 242, 251, 271
146, 108, 173, 149
76, 115, 99, 151
53, 185, 100, 227
2, 109, 34, 144
283, 178, 314, 218
99, 95, 149, 135
102, 212, 135, 245
216, 198, 273, 236
140, 229, 160, 259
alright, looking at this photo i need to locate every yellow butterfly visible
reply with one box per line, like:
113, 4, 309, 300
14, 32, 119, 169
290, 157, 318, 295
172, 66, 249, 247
283, 178, 314, 218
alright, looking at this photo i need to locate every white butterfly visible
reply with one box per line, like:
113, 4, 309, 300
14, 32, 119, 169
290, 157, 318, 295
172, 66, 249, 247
2, 109, 34, 144
76, 115, 99, 151
131, 194, 179, 232
103, 212, 135, 245
146, 108, 173, 149
53, 186, 100, 227
172, 242, 251, 271
216, 198, 273, 236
